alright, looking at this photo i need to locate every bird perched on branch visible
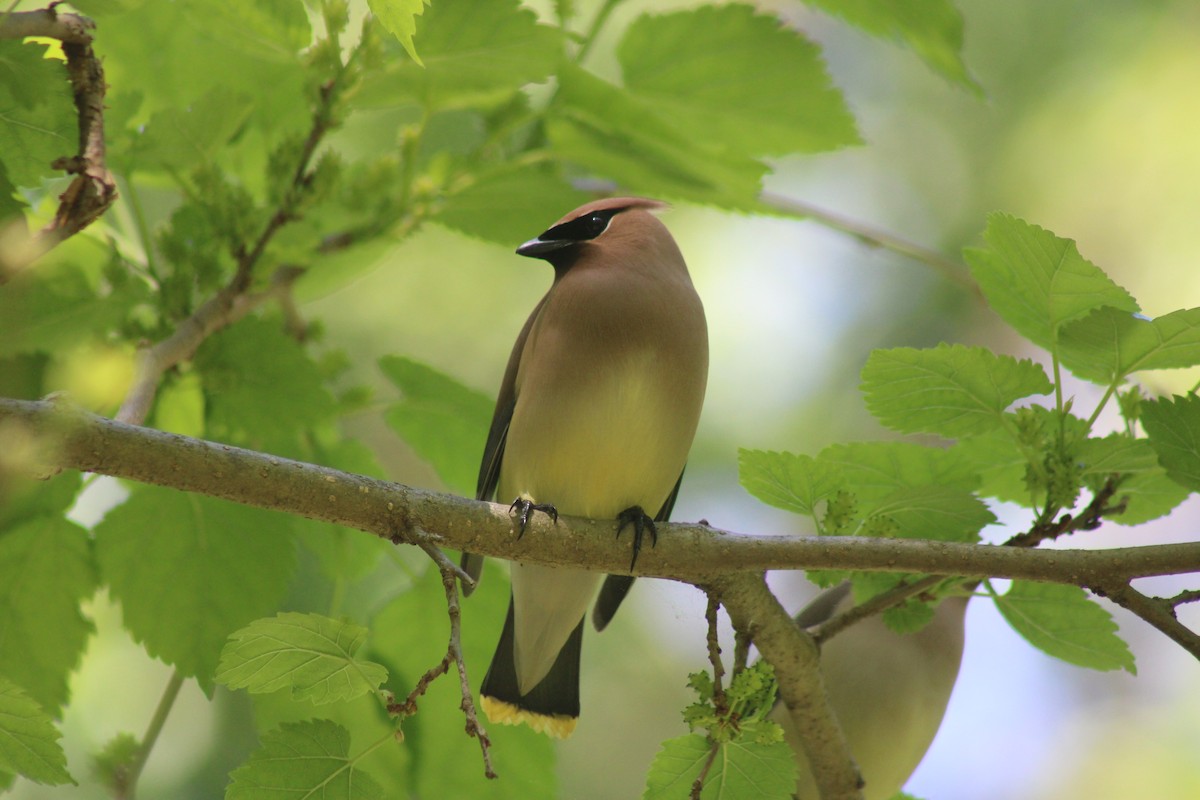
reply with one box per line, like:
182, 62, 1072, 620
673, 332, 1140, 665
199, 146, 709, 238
461, 197, 708, 737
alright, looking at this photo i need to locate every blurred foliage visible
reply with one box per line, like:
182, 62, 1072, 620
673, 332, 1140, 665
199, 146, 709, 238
1, 0, 1199, 798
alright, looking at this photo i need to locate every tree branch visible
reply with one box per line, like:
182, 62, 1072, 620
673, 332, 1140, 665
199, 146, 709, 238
711, 573, 862, 799
117, 266, 304, 425
0, 6, 117, 281
5, 397, 1200, 589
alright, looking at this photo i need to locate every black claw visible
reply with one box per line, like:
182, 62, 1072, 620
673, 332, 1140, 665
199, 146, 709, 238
615, 505, 657, 571
508, 497, 558, 538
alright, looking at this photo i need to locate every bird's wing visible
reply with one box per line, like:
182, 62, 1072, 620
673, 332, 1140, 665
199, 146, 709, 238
461, 293, 550, 593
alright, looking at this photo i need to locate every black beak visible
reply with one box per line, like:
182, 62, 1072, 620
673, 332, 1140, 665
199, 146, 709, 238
516, 236, 576, 259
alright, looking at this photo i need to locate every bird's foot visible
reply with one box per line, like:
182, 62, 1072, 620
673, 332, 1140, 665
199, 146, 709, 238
615, 506, 657, 571
509, 496, 558, 538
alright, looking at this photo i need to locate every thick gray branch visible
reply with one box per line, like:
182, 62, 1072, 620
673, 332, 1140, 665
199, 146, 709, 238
5, 397, 1200, 586
712, 573, 863, 799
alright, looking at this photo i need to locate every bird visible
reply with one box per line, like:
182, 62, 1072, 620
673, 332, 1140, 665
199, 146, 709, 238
772, 582, 968, 799
460, 197, 708, 738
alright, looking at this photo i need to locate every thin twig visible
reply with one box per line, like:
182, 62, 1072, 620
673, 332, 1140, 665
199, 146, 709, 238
1004, 476, 1125, 548
760, 191, 977, 292
1169, 589, 1200, 608
812, 575, 945, 647
117, 266, 306, 424
396, 537, 495, 779
691, 742, 721, 800
704, 592, 727, 715
1093, 582, 1200, 662
116, 669, 185, 800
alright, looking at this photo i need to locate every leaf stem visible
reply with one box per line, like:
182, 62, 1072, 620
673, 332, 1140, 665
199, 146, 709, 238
121, 669, 185, 799
575, 0, 625, 64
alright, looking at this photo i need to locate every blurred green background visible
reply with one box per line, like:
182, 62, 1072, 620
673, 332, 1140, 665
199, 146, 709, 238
16, 0, 1200, 797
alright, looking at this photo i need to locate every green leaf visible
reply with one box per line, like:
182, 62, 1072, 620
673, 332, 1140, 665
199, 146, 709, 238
152, 370, 206, 438
93, 733, 140, 794
817, 441, 980, 506
433, 163, 588, 246
0, 41, 76, 188
805, 0, 977, 90
548, 63, 768, 211
1141, 394, 1200, 491
866, 485, 995, 542
0, 258, 133, 359
94, 486, 296, 693
1112, 469, 1192, 526
861, 343, 1052, 437
226, 719, 384, 800
196, 317, 338, 455
1059, 306, 1200, 385
644, 734, 796, 800
372, 0, 562, 107
183, 0, 313, 62
618, 5, 859, 158
0, 677, 73, 786
368, 0, 428, 66
964, 214, 1138, 352
217, 613, 388, 704
0, 510, 96, 713
995, 582, 1135, 673
380, 356, 492, 495
738, 449, 843, 517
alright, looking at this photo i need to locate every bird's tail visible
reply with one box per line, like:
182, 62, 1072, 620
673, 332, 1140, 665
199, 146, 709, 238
479, 596, 583, 739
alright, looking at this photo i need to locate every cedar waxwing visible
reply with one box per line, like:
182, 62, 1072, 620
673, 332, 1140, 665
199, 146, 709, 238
461, 197, 708, 738
772, 582, 968, 799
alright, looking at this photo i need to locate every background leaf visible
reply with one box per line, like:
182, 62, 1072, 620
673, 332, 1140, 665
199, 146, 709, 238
738, 449, 843, 517
94, 486, 296, 693
618, 5, 859, 157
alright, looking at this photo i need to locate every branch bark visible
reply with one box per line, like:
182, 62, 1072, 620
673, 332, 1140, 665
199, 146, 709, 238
712, 573, 863, 799
6, 396, 1200, 588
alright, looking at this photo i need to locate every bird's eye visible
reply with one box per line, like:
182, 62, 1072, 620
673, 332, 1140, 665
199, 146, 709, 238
583, 213, 609, 238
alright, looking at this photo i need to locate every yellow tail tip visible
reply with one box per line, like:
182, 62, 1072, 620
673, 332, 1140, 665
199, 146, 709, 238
481, 695, 577, 739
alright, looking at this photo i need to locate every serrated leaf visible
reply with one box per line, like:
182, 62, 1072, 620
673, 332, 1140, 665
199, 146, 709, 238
1112, 468, 1192, 526
1141, 394, 1200, 491
548, 63, 768, 211
433, 163, 588, 246
995, 582, 1135, 673
866, 485, 995, 542
369, 0, 428, 65
380, 356, 492, 495
1059, 306, 1200, 385
0, 41, 76, 188
226, 719, 384, 799
0, 677, 73, 786
804, 0, 976, 90
195, 317, 338, 455
738, 449, 843, 517
217, 613, 387, 704
861, 343, 1052, 437
644, 734, 796, 800
817, 441, 980, 506
618, 5, 858, 158
0, 509, 96, 713
94, 486, 296, 693
964, 214, 1139, 352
